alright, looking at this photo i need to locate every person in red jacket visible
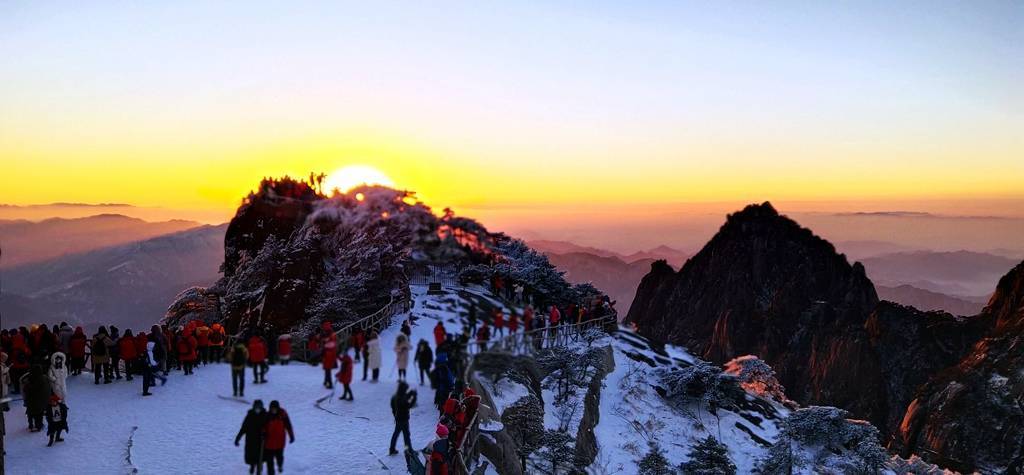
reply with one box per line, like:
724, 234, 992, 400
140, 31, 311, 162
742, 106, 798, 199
9, 333, 31, 393
349, 329, 365, 363
320, 339, 339, 389
433, 322, 446, 347
475, 323, 490, 352
508, 311, 519, 334
336, 348, 354, 401
248, 335, 268, 384
262, 400, 294, 475
67, 328, 87, 376
118, 329, 138, 381
276, 334, 292, 365
195, 324, 211, 365
134, 331, 148, 361
306, 334, 321, 365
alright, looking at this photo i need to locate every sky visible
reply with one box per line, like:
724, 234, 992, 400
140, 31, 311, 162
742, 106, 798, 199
1, 1, 1022, 245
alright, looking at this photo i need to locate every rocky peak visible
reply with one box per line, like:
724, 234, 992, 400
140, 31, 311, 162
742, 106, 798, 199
625, 203, 884, 423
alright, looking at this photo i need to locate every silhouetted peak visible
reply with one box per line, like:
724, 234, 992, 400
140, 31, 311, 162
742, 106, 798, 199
985, 260, 1024, 330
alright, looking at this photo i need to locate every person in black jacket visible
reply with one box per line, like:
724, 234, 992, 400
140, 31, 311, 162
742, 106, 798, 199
45, 394, 69, 446
388, 381, 417, 455
23, 364, 51, 432
414, 340, 433, 386
235, 399, 268, 474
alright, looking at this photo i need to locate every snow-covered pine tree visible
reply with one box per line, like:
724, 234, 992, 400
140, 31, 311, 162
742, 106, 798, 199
680, 436, 737, 475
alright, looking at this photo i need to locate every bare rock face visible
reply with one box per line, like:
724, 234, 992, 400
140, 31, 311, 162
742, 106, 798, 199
625, 202, 886, 424
895, 262, 1024, 474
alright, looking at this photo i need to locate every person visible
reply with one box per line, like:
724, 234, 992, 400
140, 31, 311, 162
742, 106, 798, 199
195, 322, 211, 365
90, 327, 113, 384
394, 333, 411, 381
414, 340, 433, 386
235, 400, 268, 475
321, 338, 338, 388
388, 381, 418, 455
493, 309, 504, 337
1, 352, 10, 405
177, 329, 197, 375
68, 327, 87, 376
366, 330, 381, 382
44, 394, 69, 446
425, 423, 451, 475
262, 400, 295, 475
9, 332, 31, 394
108, 326, 122, 381
118, 329, 137, 381
209, 323, 226, 362
142, 336, 167, 396
508, 311, 519, 334
433, 322, 446, 347
336, 348, 354, 401
228, 342, 249, 397
57, 322, 74, 354
23, 364, 50, 432
47, 351, 69, 402
467, 303, 478, 335
548, 305, 561, 345
248, 334, 268, 384
400, 319, 412, 339
431, 354, 454, 414
349, 328, 365, 363
276, 333, 292, 365
475, 322, 490, 352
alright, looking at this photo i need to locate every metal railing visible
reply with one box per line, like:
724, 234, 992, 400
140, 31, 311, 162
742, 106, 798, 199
466, 313, 617, 356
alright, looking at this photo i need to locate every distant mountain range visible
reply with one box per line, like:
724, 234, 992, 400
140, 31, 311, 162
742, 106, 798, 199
861, 250, 1017, 297
875, 284, 987, 316
2, 224, 226, 330
528, 239, 690, 267
0, 214, 200, 268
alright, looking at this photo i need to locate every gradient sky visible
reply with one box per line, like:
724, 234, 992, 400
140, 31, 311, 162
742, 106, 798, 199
1, 1, 1021, 222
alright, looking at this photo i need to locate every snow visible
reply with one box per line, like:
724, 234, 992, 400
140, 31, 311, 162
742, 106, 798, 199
4, 284, 465, 474
589, 330, 784, 474
476, 373, 529, 416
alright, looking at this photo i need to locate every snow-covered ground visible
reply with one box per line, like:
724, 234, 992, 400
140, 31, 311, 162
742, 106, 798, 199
5, 284, 477, 474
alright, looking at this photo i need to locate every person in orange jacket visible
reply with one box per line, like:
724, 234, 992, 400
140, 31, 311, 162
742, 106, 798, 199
493, 309, 504, 337
195, 323, 211, 365
508, 311, 519, 334
433, 322, 446, 347
208, 323, 227, 363
177, 330, 197, 375
336, 348, 354, 401
247, 335, 268, 384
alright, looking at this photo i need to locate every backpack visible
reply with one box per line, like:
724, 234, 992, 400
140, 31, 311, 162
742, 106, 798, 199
429, 440, 449, 475
92, 339, 107, 357
153, 342, 166, 362
232, 347, 247, 367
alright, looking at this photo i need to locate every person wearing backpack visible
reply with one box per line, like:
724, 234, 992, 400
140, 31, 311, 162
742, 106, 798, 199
228, 342, 249, 397
425, 423, 451, 475
108, 326, 122, 381
209, 323, 226, 362
90, 327, 113, 385
177, 330, 197, 375
195, 323, 211, 365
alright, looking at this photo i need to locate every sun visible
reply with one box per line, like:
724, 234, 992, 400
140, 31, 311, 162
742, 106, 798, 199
323, 165, 395, 194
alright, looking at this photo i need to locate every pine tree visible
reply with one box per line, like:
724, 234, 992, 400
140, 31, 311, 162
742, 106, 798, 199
638, 443, 674, 475
680, 436, 737, 475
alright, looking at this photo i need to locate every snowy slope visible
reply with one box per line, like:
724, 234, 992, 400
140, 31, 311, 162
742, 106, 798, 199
4, 284, 470, 475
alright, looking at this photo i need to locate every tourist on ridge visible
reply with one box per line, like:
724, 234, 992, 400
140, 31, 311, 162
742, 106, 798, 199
433, 322, 446, 347
366, 330, 382, 382
321, 338, 339, 389
394, 333, 411, 381
388, 380, 417, 456
23, 364, 50, 432
276, 333, 292, 365
414, 339, 433, 386
337, 348, 354, 401
118, 329, 137, 381
90, 327, 113, 385
247, 334, 268, 384
47, 351, 68, 402
228, 342, 249, 397
262, 400, 295, 475
44, 394, 69, 446
235, 399, 268, 475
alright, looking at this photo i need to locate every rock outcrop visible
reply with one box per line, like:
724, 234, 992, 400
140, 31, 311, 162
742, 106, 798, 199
894, 262, 1024, 474
625, 202, 886, 424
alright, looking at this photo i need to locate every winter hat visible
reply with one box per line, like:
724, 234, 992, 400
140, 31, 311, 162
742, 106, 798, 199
50, 394, 61, 405
436, 423, 449, 438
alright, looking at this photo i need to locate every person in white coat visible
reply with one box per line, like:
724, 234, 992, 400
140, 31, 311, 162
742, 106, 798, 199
48, 351, 69, 402
393, 334, 411, 381
366, 331, 382, 382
